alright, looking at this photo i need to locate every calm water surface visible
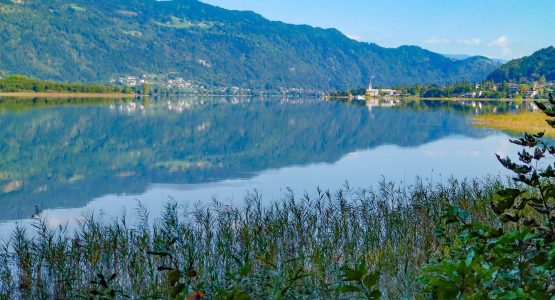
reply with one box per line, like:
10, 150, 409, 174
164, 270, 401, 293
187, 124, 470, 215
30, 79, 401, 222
0, 97, 531, 236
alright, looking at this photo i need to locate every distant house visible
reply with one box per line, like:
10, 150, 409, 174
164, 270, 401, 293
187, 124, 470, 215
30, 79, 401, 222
379, 89, 402, 96
524, 89, 539, 98
461, 92, 477, 98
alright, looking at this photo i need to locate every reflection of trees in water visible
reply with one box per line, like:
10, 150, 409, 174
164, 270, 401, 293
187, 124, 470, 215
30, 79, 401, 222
401, 100, 537, 115
0, 98, 491, 219
338, 98, 537, 116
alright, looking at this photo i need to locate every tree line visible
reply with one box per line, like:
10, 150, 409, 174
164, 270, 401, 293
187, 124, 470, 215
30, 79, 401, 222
0, 75, 135, 94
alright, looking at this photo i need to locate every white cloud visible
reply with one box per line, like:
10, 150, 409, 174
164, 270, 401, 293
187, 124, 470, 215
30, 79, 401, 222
424, 37, 451, 45
457, 38, 482, 46
488, 36, 511, 55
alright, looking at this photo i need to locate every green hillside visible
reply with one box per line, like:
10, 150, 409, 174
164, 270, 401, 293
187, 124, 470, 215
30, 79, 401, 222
0, 0, 499, 90
487, 46, 555, 83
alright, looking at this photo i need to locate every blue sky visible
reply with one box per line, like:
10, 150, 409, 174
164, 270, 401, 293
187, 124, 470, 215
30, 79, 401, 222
202, 0, 555, 60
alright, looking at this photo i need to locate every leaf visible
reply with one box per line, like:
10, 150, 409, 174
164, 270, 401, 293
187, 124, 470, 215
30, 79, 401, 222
369, 289, 381, 300
496, 188, 522, 199
529, 201, 549, 214
492, 188, 521, 214
187, 269, 198, 278
337, 285, 362, 293
465, 250, 475, 267
496, 155, 532, 174
362, 272, 380, 289
97, 274, 108, 288
147, 250, 171, 257
168, 270, 181, 286
533, 147, 546, 160
239, 261, 253, 277
500, 213, 519, 223
171, 283, 187, 298
341, 267, 363, 281
443, 206, 465, 224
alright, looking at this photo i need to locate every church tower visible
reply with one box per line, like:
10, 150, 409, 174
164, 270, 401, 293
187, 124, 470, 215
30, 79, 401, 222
366, 80, 379, 97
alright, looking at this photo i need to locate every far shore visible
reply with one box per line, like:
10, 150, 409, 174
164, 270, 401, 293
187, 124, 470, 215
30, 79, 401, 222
404, 96, 538, 102
326, 95, 540, 102
0, 92, 137, 98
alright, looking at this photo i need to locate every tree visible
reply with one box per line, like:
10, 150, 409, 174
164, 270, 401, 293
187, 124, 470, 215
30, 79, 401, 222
539, 75, 547, 85
142, 83, 151, 95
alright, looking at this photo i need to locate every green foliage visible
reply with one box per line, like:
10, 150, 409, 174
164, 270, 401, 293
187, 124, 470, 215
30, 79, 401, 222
338, 259, 381, 299
142, 83, 151, 95
0, 0, 499, 90
420, 93, 555, 298
0, 75, 132, 93
488, 47, 555, 83
88, 273, 129, 299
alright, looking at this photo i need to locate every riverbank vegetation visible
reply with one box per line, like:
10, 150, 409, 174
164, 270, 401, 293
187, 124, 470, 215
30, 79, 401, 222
0, 177, 503, 299
0, 75, 135, 94
474, 111, 555, 137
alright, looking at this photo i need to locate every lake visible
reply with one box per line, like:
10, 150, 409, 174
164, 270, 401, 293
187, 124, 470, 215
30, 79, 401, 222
0, 97, 531, 237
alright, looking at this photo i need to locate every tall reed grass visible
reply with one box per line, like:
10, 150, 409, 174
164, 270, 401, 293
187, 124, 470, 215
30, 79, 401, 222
0, 177, 504, 299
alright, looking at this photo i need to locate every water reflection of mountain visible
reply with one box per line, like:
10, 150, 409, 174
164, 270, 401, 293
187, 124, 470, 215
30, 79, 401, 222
0, 97, 515, 220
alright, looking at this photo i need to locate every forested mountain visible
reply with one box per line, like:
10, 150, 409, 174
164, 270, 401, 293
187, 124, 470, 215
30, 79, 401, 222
0, 0, 499, 90
487, 46, 555, 83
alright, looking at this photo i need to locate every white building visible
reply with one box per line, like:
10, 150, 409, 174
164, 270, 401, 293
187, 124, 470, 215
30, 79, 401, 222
366, 82, 379, 97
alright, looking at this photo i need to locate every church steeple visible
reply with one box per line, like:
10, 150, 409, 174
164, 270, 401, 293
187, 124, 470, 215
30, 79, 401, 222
366, 80, 379, 97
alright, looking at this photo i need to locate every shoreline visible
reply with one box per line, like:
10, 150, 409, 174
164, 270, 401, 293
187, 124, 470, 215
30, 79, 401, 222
404, 96, 536, 102
325, 95, 539, 102
0, 92, 136, 98
0, 92, 318, 98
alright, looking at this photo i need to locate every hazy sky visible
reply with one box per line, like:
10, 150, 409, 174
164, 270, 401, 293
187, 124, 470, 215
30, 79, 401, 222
201, 0, 555, 60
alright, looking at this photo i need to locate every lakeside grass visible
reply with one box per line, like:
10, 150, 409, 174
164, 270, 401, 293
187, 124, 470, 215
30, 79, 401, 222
0, 178, 503, 299
473, 111, 555, 137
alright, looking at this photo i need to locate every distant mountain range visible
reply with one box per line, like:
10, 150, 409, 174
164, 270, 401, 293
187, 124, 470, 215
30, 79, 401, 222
442, 54, 507, 64
0, 0, 502, 90
487, 46, 555, 83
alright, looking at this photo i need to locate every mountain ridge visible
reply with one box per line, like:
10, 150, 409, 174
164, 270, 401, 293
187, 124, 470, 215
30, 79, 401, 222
487, 46, 555, 83
0, 0, 500, 90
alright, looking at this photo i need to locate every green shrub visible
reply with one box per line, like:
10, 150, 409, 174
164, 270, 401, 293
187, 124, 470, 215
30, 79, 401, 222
421, 94, 555, 298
